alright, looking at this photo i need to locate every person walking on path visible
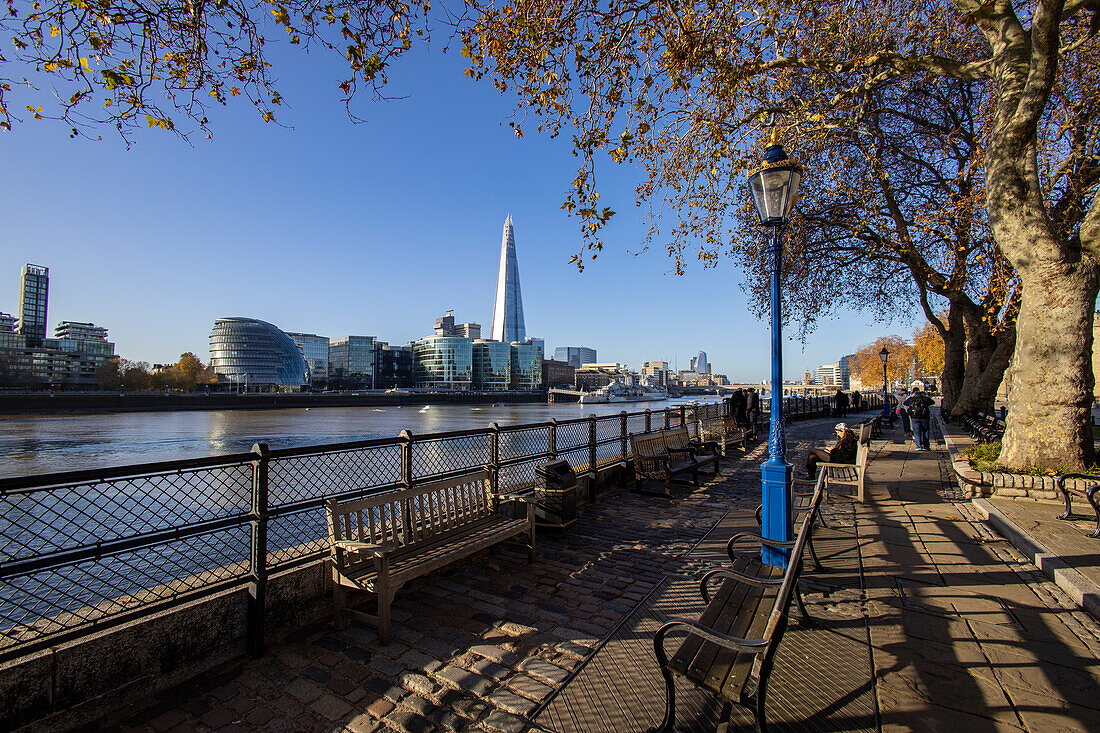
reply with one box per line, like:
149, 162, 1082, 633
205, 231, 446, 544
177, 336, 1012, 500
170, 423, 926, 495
805, 422, 858, 478
904, 387, 935, 450
897, 389, 912, 438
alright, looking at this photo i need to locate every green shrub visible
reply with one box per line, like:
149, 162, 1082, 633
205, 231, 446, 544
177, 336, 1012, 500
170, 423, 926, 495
965, 441, 1100, 476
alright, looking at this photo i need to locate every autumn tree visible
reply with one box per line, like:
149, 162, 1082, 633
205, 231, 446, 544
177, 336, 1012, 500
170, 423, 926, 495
461, 0, 1099, 471
912, 322, 946, 378
94, 357, 121, 390
850, 337, 913, 389
119, 359, 152, 390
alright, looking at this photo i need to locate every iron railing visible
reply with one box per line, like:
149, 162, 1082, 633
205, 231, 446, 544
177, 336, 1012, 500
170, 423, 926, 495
0, 394, 880, 661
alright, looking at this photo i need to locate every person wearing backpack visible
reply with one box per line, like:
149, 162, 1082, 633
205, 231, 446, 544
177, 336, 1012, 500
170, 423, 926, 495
903, 387, 935, 450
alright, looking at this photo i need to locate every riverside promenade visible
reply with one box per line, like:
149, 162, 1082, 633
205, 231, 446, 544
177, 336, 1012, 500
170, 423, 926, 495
105, 415, 1100, 733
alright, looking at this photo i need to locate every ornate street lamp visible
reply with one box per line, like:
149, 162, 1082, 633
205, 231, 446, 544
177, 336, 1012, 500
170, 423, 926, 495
747, 133, 803, 568
880, 346, 891, 423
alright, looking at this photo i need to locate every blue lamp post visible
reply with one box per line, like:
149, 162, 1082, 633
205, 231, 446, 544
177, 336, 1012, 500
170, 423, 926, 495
747, 136, 803, 568
880, 347, 891, 423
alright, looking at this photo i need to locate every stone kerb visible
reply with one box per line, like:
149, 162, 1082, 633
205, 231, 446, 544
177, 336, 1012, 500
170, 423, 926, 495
937, 413, 1081, 502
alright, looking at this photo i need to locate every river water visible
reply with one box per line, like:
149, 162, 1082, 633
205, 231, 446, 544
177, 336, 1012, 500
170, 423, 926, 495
0, 396, 724, 478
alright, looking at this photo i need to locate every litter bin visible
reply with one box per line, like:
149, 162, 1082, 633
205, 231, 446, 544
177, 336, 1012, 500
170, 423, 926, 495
534, 460, 578, 529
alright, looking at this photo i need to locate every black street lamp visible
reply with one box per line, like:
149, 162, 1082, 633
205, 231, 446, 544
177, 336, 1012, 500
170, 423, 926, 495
880, 347, 891, 423
747, 134, 803, 568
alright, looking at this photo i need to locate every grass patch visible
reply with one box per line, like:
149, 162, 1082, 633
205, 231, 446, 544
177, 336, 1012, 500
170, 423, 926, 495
965, 441, 1100, 476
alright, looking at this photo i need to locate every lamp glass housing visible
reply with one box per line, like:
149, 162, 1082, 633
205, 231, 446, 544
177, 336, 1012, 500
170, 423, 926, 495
879, 347, 890, 363
748, 145, 803, 225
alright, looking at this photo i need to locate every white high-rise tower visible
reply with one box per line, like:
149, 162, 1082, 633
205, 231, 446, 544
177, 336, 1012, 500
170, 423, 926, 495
491, 215, 526, 343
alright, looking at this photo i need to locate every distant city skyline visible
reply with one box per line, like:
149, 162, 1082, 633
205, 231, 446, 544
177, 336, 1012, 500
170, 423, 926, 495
0, 48, 916, 382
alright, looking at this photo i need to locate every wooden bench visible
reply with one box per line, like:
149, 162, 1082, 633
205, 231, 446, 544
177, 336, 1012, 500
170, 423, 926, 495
963, 412, 1004, 443
326, 470, 535, 644
1056, 473, 1100, 538
810, 438, 871, 502
649, 482, 825, 732
698, 412, 747, 455
630, 427, 721, 497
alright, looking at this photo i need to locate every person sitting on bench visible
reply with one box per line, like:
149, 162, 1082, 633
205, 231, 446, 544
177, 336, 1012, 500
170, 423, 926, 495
806, 422, 858, 478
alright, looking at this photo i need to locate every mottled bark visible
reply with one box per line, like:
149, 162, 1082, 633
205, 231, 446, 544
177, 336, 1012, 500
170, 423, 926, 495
938, 306, 967, 416
998, 260, 1097, 470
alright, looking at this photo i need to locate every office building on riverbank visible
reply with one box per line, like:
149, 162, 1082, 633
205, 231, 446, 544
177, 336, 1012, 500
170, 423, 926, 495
554, 346, 597, 369
329, 335, 376, 389
0, 264, 116, 387
18, 263, 48, 344
413, 335, 474, 390
209, 317, 309, 391
287, 332, 330, 387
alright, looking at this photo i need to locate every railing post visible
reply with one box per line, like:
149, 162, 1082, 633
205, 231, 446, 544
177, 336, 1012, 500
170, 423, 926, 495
248, 442, 270, 658
399, 430, 415, 535
664, 408, 671, 429
548, 418, 557, 460
644, 409, 651, 433
679, 406, 686, 428
620, 411, 629, 466
587, 415, 598, 501
488, 423, 500, 496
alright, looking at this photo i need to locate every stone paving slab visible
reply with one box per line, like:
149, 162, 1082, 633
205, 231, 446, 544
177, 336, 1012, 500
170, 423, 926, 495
861, 420, 1100, 732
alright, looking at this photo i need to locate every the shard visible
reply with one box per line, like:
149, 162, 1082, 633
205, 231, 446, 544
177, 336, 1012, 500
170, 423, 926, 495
491, 215, 526, 343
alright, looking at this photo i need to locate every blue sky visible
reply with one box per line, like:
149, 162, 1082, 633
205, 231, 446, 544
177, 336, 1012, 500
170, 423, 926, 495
0, 41, 909, 382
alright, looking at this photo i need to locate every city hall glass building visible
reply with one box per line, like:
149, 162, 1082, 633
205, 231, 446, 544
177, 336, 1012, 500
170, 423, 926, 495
209, 317, 310, 390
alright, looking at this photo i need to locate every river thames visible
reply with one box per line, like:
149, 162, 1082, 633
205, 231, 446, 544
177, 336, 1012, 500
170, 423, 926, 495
0, 396, 724, 477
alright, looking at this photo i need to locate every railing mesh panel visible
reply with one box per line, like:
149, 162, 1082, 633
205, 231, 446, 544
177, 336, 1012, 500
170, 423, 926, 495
626, 413, 649, 436
498, 427, 549, 462
412, 434, 490, 480
268, 444, 400, 506
595, 415, 621, 441
498, 461, 539, 494
0, 465, 252, 562
556, 421, 589, 450
268, 507, 329, 568
0, 525, 250, 652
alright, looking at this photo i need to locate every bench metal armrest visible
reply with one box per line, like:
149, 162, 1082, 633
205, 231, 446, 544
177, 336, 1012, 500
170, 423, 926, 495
701, 568, 781, 602
497, 493, 538, 504
727, 531, 796, 561
653, 619, 768, 671
334, 540, 395, 557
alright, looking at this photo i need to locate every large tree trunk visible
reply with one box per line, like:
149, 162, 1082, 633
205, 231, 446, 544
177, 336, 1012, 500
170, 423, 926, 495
939, 306, 967, 415
999, 264, 1097, 471
975, 328, 1015, 414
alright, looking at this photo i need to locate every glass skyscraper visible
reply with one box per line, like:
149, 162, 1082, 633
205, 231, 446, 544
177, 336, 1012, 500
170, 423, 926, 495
491, 215, 526, 343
